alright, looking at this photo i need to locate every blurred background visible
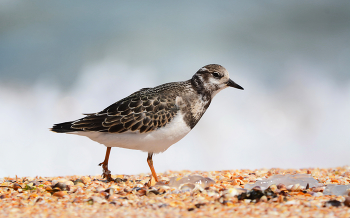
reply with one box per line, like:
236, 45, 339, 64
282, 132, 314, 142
1, 1, 349, 178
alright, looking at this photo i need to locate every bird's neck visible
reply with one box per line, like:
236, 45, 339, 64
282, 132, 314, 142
178, 77, 212, 129
190, 75, 211, 102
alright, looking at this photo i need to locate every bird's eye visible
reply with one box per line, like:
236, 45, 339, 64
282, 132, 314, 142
212, 72, 221, 78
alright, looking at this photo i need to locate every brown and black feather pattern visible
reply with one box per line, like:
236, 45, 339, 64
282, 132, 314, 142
51, 82, 190, 134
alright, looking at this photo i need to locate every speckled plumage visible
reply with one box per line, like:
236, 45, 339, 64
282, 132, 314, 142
51, 64, 243, 181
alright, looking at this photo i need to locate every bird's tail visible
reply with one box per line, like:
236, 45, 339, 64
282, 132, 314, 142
50, 121, 81, 133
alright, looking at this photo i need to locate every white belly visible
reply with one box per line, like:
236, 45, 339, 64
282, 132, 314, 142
71, 111, 191, 153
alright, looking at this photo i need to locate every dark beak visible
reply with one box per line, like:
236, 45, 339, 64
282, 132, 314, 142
227, 79, 244, 90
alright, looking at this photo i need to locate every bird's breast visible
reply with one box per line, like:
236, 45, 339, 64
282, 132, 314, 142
180, 93, 211, 129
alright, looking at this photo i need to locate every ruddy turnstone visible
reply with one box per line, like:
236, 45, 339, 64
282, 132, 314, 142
51, 64, 243, 182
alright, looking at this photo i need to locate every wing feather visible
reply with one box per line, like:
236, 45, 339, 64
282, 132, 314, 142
71, 89, 179, 133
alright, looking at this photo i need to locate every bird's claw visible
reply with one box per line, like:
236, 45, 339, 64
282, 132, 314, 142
100, 162, 113, 181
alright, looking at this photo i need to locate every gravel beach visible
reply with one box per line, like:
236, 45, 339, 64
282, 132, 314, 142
1, 167, 350, 217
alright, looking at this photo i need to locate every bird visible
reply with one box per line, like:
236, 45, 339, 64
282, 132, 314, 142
51, 64, 243, 182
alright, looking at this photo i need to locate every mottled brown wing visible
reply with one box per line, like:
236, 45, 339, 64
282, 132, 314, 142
71, 88, 179, 133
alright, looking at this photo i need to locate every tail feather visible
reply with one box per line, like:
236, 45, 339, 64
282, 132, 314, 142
50, 121, 82, 133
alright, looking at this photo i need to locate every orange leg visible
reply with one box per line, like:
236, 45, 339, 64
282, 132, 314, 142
98, 147, 112, 181
147, 153, 159, 182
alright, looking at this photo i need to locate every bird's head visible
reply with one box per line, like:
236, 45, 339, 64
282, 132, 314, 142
191, 64, 244, 98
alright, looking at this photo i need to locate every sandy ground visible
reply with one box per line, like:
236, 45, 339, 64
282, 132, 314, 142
1, 167, 350, 218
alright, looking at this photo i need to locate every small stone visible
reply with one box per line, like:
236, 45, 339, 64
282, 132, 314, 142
53, 187, 61, 192
231, 179, 239, 186
312, 187, 325, 192
269, 184, 277, 192
53, 191, 67, 198
75, 182, 84, 188
81, 176, 91, 184
325, 200, 342, 207
148, 177, 156, 187
344, 197, 350, 207
108, 194, 120, 202
65, 181, 74, 187
286, 185, 293, 190
146, 190, 158, 197
137, 188, 147, 196
224, 188, 240, 197
290, 184, 300, 192
73, 179, 83, 185
55, 182, 68, 191
45, 186, 53, 192
277, 184, 286, 190
13, 183, 22, 191
249, 189, 264, 200
51, 180, 59, 186
35, 197, 44, 204
105, 188, 115, 195
259, 196, 268, 202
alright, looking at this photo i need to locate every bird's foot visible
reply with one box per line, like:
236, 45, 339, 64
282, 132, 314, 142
146, 175, 157, 187
99, 162, 113, 182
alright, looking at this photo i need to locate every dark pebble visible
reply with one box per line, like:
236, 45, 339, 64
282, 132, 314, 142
325, 200, 342, 207
73, 179, 83, 185
54, 182, 68, 191
344, 197, 350, 207
148, 190, 160, 195
195, 203, 206, 208
115, 178, 122, 183
13, 183, 22, 191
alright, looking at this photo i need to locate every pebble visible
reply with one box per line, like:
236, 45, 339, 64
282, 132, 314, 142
224, 188, 240, 197
1, 167, 350, 217
344, 197, 350, 207
148, 177, 156, 187
277, 184, 286, 189
290, 184, 300, 191
81, 176, 91, 184
55, 182, 68, 191
13, 183, 21, 191
108, 194, 120, 202
325, 200, 342, 207
269, 184, 277, 192
73, 179, 83, 185
312, 187, 325, 192
259, 196, 268, 202
53, 191, 67, 198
